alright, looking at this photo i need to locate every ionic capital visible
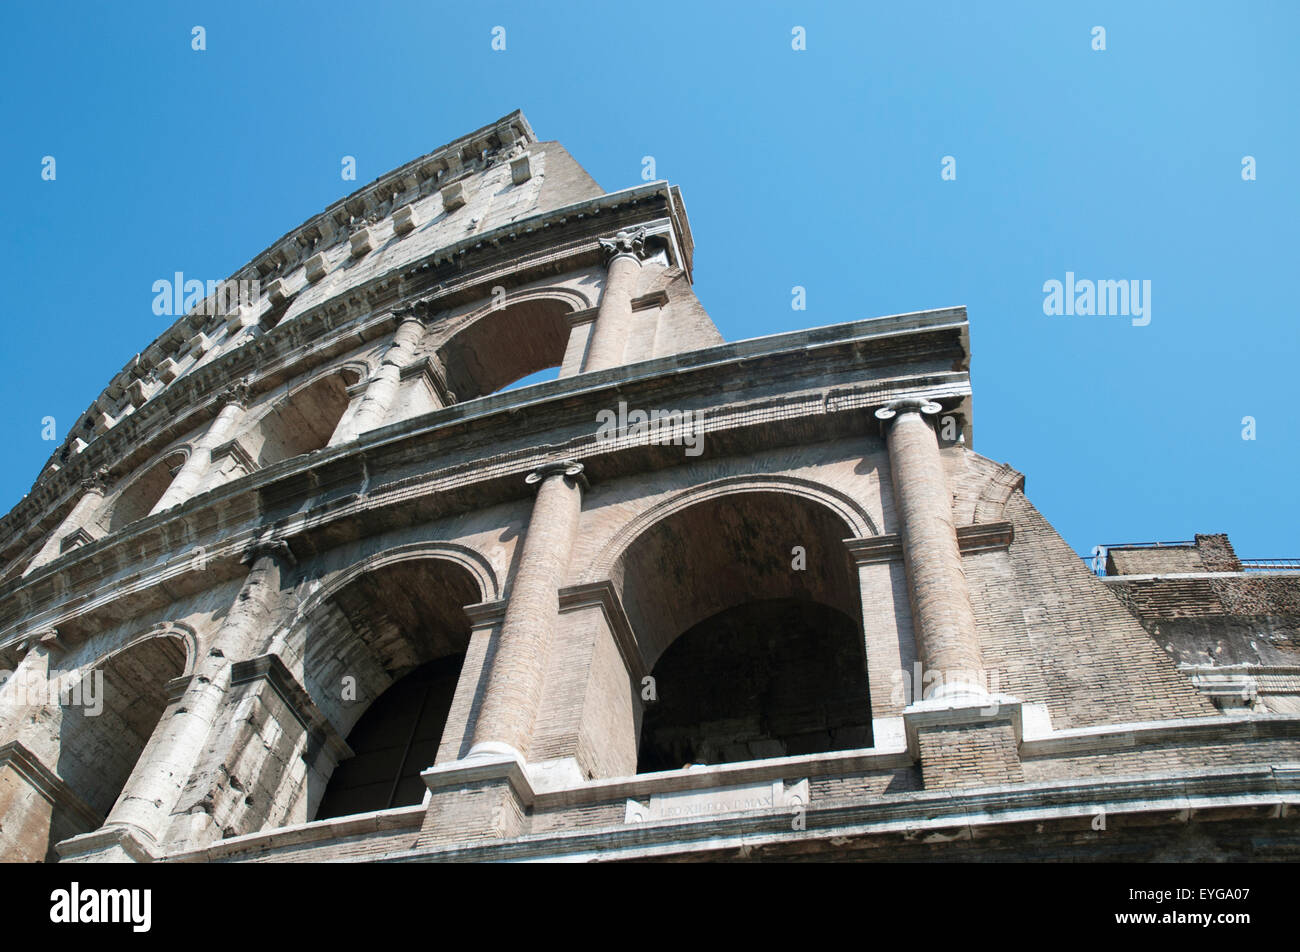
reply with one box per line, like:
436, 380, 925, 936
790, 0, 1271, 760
874, 398, 943, 423
241, 537, 297, 568
525, 460, 587, 490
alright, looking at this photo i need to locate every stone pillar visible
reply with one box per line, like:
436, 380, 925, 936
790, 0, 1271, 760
0, 633, 102, 862
23, 470, 110, 576
91, 540, 294, 855
329, 313, 427, 445
582, 229, 647, 372
468, 461, 585, 762
149, 381, 250, 515
876, 398, 1025, 790
875, 399, 984, 698
0, 631, 62, 743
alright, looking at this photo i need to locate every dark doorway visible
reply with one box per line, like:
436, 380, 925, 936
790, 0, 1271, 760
315, 652, 464, 819
637, 598, 871, 773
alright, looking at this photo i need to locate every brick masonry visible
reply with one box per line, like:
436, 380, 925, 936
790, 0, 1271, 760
0, 112, 1296, 864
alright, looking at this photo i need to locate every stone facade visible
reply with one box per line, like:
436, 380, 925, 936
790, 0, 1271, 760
0, 112, 1297, 863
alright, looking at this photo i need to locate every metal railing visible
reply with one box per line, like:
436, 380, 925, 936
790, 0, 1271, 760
1240, 559, 1300, 573
1077, 553, 1300, 575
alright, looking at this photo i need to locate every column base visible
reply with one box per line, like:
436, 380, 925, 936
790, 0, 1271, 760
415, 748, 536, 847
904, 694, 1026, 790
56, 824, 158, 864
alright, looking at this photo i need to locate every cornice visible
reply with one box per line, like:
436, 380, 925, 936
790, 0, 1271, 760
0, 309, 971, 647
3, 188, 683, 559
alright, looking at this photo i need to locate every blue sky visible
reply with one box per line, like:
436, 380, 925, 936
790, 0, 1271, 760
1, 1, 1296, 559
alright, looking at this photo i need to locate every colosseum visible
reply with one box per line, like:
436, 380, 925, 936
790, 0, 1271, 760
1, 111, 1297, 863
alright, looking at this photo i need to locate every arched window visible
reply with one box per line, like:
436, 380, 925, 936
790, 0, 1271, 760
295, 556, 483, 821
47, 635, 189, 859
610, 490, 872, 773
435, 298, 571, 401
241, 370, 359, 467
94, 451, 187, 534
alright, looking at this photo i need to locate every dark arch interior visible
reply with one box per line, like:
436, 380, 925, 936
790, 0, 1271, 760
250, 371, 357, 467
99, 451, 187, 533
614, 491, 870, 775
637, 599, 871, 773
315, 653, 465, 820
436, 298, 570, 401
303, 558, 480, 821
53, 636, 187, 858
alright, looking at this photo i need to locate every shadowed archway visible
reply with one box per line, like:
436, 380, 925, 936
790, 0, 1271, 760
606, 488, 872, 774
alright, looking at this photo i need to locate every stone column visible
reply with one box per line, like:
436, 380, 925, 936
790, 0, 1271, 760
468, 461, 586, 762
23, 470, 110, 576
582, 229, 647, 372
875, 398, 984, 698
876, 399, 1024, 789
96, 539, 294, 852
149, 381, 251, 515
0, 630, 62, 741
329, 313, 427, 445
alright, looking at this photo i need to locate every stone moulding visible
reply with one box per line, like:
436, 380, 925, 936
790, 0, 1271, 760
0, 308, 971, 642
844, 521, 1014, 565
557, 580, 646, 684
162, 758, 1300, 864
0, 741, 103, 833
623, 778, 810, 824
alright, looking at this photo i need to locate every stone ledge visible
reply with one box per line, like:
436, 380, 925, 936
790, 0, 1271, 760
903, 694, 1024, 758
0, 741, 103, 832
1020, 712, 1300, 758
421, 745, 536, 805
368, 761, 1300, 864
164, 804, 426, 863
845, 520, 1013, 565
56, 823, 159, 864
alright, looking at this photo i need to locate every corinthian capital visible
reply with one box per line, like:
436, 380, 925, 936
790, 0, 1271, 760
220, 378, 253, 409
80, 466, 112, 496
598, 228, 648, 265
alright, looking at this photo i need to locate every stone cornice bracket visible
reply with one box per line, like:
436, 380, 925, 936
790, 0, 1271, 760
599, 227, 649, 265
241, 537, 297, 569
525, 460, 588, 491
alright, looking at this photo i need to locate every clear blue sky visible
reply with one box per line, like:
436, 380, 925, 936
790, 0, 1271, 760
2, 1, 1296, 559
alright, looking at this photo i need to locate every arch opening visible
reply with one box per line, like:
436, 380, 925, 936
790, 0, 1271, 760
242, 369, 359, 468
610, 490, 871, 774
95, 451, 187, 534
299, 556, 483, 822
637, 599, 871, 772
51, 634, 188, 856
436, 298, 571, 401
314, 653, 463, 819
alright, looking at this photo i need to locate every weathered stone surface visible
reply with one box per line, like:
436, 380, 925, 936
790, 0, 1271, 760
0, 111, 1296, 864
